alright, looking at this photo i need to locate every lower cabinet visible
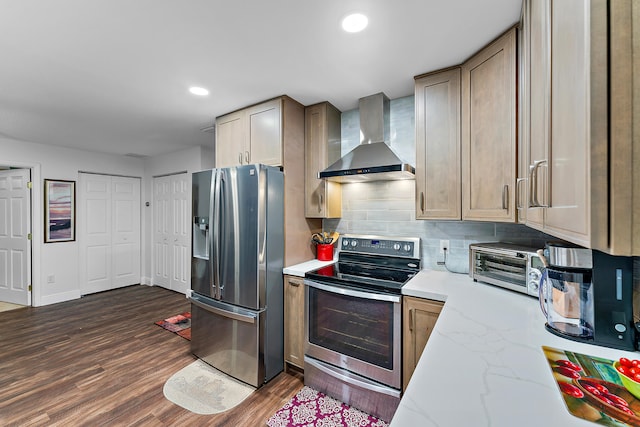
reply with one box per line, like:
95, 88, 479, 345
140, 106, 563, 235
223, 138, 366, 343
284, 275, 305, 370
402, 296, 444, 391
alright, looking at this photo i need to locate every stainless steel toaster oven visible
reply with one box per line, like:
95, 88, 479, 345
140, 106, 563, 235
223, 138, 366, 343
469, 242, 545, 297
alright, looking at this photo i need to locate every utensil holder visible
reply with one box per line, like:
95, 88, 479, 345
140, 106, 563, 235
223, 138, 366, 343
316, 244, 333, 261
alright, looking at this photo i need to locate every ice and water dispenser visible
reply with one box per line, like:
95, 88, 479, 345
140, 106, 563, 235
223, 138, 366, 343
193, 216, 209, 259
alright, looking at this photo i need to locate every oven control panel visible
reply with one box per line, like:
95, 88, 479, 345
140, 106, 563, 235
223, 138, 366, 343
338, 234, 420, 259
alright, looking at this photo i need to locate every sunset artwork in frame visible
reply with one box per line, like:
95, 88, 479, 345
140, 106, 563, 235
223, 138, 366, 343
44, 179, 75, 243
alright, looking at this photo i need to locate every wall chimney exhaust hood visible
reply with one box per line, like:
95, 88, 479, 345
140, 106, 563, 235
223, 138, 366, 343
318, 92, 415, 183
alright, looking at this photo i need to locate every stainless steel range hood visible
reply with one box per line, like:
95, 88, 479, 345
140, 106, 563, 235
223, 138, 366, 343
318, 92, 415, 183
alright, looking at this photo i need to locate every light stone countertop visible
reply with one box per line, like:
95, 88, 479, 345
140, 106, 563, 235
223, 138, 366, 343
282, 259, 335, 277
394, 269, 637, 426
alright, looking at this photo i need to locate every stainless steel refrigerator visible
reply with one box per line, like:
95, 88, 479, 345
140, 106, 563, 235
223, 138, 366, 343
190, 164, 284, 387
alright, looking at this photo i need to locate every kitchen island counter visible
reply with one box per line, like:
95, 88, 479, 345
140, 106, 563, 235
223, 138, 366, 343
394, 269, 637, 426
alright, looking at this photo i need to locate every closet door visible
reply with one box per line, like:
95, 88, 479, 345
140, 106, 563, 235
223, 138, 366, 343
111, 177, 141, 288
152, 173, 190, 294
169, 174, 190, 294
80, 174, 112, 294
152, 175, 171, 288
79, 174, 140, 295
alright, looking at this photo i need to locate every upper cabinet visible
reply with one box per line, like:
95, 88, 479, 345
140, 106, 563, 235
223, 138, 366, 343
215, 98, 283, 168
414, 67, 461, 220
215, 95, 322, 264
525, 0, 607, 248
516, 3, 531, 225
461, 28, 517, 222
414, 29, 516, 222
521, 0, 639, 255
304, 102, 342, 218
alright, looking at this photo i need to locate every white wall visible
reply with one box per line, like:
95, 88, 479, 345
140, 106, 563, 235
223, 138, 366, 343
0, 136, 214, 306
141, 145, 214, 286
0, 136, 144, 306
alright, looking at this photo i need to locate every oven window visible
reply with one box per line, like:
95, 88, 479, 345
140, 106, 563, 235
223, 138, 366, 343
308, 286, 394, 370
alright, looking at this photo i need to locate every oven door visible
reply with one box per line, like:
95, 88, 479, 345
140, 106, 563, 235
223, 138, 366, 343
304, 279, 401, 389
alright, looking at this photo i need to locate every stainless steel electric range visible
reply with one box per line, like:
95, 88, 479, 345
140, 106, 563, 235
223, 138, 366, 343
304, 234, 421, 422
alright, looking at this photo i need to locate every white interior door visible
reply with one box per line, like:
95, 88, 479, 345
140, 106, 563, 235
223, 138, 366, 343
0, 169, 31, 305
111, 176, 141, 288
153, 173, 190, 294
80, 174, 140, 295
170, 173, 190, 294
153, 176, 170, 288
80, 174, 112, 294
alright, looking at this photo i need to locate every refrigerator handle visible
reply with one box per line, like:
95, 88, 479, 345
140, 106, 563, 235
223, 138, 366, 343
218, 170, 226, 295
211, 169, 222, 299
189, 297, 257, 324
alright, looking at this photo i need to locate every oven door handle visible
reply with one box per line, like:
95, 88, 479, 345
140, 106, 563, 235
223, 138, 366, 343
304, 279, 401, 303
304, 356, 401, 398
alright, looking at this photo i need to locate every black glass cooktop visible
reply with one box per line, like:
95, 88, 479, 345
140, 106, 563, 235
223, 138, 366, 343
305, 253, 420, 294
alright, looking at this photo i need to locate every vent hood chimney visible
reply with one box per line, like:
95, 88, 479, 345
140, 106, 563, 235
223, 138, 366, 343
318, 92, 415, 182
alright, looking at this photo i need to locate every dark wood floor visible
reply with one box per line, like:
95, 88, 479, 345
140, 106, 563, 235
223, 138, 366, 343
0, 285, 303, 426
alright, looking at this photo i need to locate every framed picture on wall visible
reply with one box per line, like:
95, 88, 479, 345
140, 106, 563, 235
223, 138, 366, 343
44, 179, 75, 243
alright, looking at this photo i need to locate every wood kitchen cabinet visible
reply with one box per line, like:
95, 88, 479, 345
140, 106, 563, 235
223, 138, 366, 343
304, 102, 342, 218
520, 0, 639, 255
414, 67, 461, 220
215, 97, 283, 168
402, 296, 443, 391
461, 28, 517, 222
525, 0, 608, 248
215, 95, 321, 265
516, 3, 530, 225
284, 274, 305, 370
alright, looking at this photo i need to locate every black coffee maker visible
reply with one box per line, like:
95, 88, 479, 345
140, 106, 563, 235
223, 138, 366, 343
539, 243, 637, 351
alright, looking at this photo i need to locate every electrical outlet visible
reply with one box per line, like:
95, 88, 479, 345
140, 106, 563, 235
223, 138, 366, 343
47, 274, 55, 283
439, 240, 449, 255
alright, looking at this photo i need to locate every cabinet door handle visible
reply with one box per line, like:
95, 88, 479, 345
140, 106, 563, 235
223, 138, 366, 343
516, 178, 526, 210
238, 152, 243, 164
409, 308, 414, 332
318, 194, 323, 212
289, 280, 300, 287
420, 192, 425, 213
245, 151, 250, 164
528, 164, 536, 206
502, 185, 509, 210
529, 160, 547, 207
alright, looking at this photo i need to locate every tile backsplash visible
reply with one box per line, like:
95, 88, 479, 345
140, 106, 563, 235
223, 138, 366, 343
323, 180, 553, 272
323, 94, 553, 272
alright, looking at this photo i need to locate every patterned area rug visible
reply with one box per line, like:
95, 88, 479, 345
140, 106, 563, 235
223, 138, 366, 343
163, 359, 255, 415
266, 386, 389, 427
155, 312, 191, 340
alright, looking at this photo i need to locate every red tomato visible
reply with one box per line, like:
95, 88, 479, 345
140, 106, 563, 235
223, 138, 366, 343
629, 367, 639, 376
559, 382, 584, 399
597, 395, 615, 406
581, 380, 609, 394
631, 359, 640, 368
555, 366, 581, 379
618, 365, 630, 376
584, 385, 601, 396
618, 405, 636, 416
620, 357, 633, 368
605, 393, 629, 408
633, 373, 640, 383
555, 359, 582, 372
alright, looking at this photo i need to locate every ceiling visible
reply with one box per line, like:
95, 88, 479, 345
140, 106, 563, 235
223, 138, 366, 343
0, 0, 522, 158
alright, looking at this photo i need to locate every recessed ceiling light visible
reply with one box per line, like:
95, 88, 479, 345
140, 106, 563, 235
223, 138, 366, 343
342, 13, 368, 33
189, 86, 209, 96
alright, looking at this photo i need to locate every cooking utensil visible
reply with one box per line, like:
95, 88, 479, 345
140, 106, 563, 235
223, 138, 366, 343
329, 231, 339, 244
311, 233, 324, 245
